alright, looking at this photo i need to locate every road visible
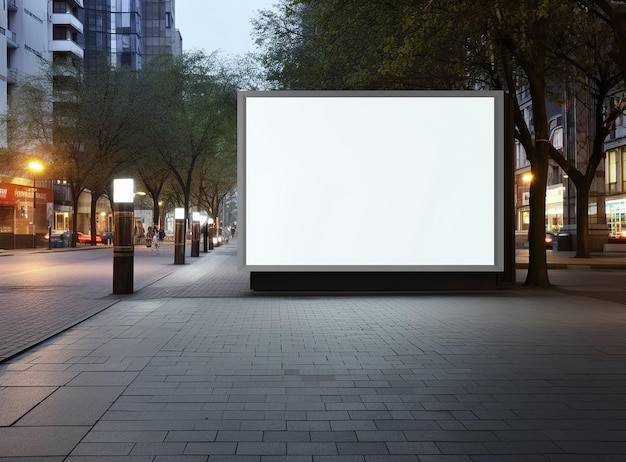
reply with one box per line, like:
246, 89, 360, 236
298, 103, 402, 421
0, 243, 178, 362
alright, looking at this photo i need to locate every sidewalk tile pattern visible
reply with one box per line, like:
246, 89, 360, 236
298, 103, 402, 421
1, 242, 626, 459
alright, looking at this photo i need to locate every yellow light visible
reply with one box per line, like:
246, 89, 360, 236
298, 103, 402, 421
28, 161, 44, 173
522, 173, 533, 183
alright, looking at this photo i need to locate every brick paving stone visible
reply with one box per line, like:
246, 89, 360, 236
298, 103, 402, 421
286, 442, 337, 455
184, 442, 237, 455
314, 457, 364, 462
70, 442, 135, 456
236, 442, 286, 455
259, 457, 312, 462
365, 457, 419, 462
130, 442, 186, 455
310, 431, 357, 442
154, 457, 208, 462
336, 442, 389, 455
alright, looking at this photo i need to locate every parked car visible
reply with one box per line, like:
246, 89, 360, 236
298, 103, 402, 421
43, 230, 100, 246
43, 231, 66, 248
100, 230, 114, 244
76, 232, 102, 244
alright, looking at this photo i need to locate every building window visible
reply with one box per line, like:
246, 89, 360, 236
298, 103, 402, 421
53, 26, 68, 40
53, 1, 69, 14
622, 148, 626, 193
607, 150, 617, 193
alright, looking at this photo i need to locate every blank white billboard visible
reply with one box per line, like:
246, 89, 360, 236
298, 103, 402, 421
238, 91, 504, 272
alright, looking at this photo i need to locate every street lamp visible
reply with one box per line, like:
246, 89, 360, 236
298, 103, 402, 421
207, 217, 215, 250
191, 211, 200, 257
199, 212, 209, 252
174, 207, 185, 265
28, 161, 44, 209
112, 178, 134, 294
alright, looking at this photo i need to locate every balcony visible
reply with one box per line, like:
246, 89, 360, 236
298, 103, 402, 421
49, 40, 84, 59
51, 13, 83, 34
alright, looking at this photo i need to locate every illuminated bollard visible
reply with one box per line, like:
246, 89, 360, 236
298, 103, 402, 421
203, 223, 208, 253
191, 212, 200, 257
200, 213, 209, 253
174, 207, 185, 265
112, 179, 134, 294
207, 218, 215, 250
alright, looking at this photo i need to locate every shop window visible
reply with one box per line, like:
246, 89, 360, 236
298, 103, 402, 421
0, 206, 13, 233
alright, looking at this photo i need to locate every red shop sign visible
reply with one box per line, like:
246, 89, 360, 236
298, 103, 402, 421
0, 183, 53, 205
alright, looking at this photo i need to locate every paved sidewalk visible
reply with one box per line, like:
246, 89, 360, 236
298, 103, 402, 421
1, 242, 626, 460
515, 248, 626, 269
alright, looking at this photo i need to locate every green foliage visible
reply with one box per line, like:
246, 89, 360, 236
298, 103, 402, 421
253, 0, 626, 284
134, 51, 239, 220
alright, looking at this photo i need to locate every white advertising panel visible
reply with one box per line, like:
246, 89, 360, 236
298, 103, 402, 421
238, 91, 504, 272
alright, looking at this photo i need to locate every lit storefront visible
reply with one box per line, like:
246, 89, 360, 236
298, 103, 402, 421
607, 199, 626, 238
546, 184, 564, 234
0, 181, 53, 249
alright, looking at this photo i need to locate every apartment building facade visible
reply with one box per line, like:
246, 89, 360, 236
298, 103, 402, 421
0, 0, 180, 249
604, 105, 626, 239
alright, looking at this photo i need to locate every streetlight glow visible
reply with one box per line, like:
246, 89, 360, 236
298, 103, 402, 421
28, 161, 44, 173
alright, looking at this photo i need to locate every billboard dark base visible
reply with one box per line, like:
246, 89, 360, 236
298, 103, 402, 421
250, 272, 500, 292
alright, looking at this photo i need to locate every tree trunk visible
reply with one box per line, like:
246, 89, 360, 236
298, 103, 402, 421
90, 192, 100, 245
524, 154, 551, 287
152, 197, 160, 229
70, 185, 81, 248
575, 180, 591, 258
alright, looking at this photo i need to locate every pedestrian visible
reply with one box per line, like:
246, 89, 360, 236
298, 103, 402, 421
146, 226, 153, 248
152, 227, 160, 254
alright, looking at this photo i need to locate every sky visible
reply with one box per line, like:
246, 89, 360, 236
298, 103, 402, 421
175, 1, 277, 56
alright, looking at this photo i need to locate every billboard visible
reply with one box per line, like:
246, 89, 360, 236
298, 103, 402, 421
238, 91, 504, 272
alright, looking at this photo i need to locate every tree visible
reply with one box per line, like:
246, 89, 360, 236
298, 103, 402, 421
137, 165, 172, 231
75, 62, 141, 245
253, 0, 626, 286
136, 51, 238, 246
540, 5, 625, 257
253, 0, 560, 286
194, 150, 237, 227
